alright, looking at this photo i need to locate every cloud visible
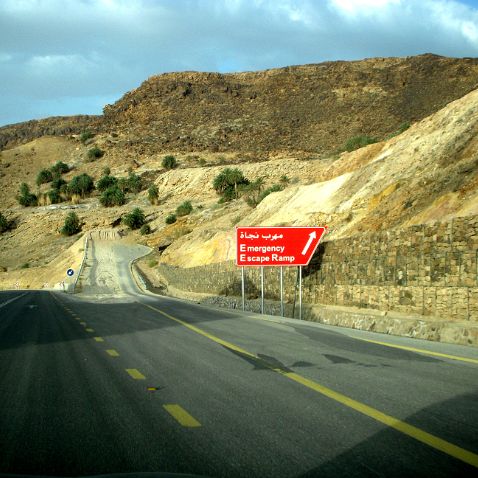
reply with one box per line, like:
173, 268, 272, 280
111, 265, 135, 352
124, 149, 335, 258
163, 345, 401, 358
0, 0, 477, 126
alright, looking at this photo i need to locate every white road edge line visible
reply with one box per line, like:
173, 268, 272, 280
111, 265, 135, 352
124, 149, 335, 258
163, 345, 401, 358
0, 292, 28, 309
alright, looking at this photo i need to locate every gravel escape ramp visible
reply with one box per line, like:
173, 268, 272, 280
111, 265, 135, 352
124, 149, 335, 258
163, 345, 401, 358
78, 230, 151, 301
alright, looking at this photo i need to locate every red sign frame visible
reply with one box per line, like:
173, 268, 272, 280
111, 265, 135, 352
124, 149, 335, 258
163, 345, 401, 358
236, 226, 327, 267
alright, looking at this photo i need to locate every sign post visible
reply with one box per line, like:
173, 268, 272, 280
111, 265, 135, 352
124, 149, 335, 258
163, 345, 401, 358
241, 266, 245, 311
260, 266, 264, 314
280, 266, 284, 317
236, 226, 326, 318
299, 266, 302, 320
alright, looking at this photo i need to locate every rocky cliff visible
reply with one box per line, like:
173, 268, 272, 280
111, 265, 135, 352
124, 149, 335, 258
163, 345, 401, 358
2, 54, 478, 155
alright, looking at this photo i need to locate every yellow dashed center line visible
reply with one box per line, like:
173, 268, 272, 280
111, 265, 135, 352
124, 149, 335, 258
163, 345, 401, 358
80, 321, 87, 326
354, 337, 478, 365
94, 337, 104, 342
126, 368, 146, 380
85, 328, 94, 333
164, 404, 201, 428
106, 349, 120, 357
141, 302, 478, 468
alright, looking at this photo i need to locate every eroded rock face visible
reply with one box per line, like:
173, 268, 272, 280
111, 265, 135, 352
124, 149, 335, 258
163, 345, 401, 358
0, 115, 101, 151
3, 54, 478, 155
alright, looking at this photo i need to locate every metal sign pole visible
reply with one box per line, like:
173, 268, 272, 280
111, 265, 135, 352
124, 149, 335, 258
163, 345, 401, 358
241, 266, 245, 311
299, 266, 302, 320
280, 266, 284, 317
260, 266, 264, 314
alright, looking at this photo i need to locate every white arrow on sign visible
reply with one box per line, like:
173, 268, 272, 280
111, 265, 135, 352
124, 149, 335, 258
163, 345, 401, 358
301, 231, 317, 256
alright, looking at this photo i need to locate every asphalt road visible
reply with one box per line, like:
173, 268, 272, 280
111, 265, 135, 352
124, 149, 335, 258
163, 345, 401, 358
1, 252, 478, 477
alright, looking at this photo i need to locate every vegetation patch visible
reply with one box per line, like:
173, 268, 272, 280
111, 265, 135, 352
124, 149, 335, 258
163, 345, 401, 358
51, 177, 67, 191
47, 189, 61, 204
140, 224, 151, 235
50, 161, 70, 176
162, 155, 178, 170
36, 168, 53, 186
176, 200, 193, 217
0, 212, 9, 233
87, 146, 105, 161
100, 185, 125, 207
342, 135, 378, 152
96, 174, 118, 192
123, 208, 146, 230
80, 130, 94, 143
68, 173, 95, 197
165, 213, 177, 224
17, 183, 38, 207
148, 184, 159, 205
126, 172, 142, 193
60, 212, 81, 236
213, 168, 250, 202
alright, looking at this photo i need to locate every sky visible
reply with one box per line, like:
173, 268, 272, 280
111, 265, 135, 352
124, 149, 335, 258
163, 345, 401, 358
1, 0, 478, 126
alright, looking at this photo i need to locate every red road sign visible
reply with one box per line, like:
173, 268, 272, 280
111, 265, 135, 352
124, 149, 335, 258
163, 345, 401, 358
236, 226, 327, 266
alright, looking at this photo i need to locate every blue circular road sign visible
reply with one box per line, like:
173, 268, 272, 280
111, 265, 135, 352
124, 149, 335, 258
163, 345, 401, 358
66, 269, 75, 277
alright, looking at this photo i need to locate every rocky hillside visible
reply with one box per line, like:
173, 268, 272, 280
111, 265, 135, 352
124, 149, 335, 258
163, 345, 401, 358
0, 115, 101, 151
2, 54, 478, 155
154, 85, 478, 267
1, 54, 478, 286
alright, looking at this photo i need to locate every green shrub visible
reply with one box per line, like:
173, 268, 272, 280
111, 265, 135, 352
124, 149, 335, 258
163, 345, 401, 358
148, 184, 159, 204
102, 167, 111, 176
51, 177, 67, 191
176, 200, 193, 217
279, 175, 290, 185
117, 177, 128, 193
60, 212, 81, 236
99, 186, 125, 207
148, 259, 158, 267
96, 175, 118, 192
68, 173, 95, 197
36, 168, 53, 186
17, 183, 38, 207
212, 168, 250, 202
20, 262, 30, 269
165, 213, 177, 224
114, 173, 142, 194
140, 224, 151, 235
239, 177, 265, 207
80, 130, 94, 143
47, 189, 61, 204
59, 183, 69, 195
122, 208, 145, 230
87, 146, 104, 161
397, 121, 411, 134
0, 213, 8, 233
162, 155, 177, 170
127, 172, 142, 193
50, 161, 69, 176
343, 135, 378, 152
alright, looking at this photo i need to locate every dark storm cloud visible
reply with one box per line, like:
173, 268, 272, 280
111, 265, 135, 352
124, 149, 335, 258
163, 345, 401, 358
0, 0, 477, 126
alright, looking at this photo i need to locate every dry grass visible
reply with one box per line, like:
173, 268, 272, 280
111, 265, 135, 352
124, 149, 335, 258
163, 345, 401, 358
71, 194, 81, 205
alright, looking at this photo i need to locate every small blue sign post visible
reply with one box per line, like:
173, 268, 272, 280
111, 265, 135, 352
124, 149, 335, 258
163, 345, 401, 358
66, 269, 74, 277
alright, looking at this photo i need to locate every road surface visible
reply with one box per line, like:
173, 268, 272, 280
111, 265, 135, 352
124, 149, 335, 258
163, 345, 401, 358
0, 238, 477, 477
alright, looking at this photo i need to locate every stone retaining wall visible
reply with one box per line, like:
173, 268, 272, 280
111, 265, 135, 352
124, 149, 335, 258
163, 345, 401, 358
155, 215, 478, 322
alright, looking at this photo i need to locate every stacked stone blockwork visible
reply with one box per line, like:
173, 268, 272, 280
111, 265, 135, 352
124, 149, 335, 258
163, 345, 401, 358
156, 216, 478, 322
